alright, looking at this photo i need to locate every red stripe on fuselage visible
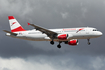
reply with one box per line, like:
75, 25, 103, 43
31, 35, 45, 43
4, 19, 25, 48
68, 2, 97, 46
11, 26, 26, 32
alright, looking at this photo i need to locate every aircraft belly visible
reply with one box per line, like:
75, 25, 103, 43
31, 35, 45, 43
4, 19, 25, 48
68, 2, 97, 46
27, 35, 45, 38
24, 34, 44, 39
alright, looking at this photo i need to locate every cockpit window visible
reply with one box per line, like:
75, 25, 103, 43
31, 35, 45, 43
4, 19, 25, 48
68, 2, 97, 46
93, 29, 97, 31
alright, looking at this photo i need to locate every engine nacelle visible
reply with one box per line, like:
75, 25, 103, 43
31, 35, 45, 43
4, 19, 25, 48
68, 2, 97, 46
57, 34, 68, 40
68, 39, 79, 46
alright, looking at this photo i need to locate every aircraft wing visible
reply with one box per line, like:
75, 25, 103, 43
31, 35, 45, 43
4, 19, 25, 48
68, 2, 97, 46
28, 23, 58, 39
3, 30, 17, 36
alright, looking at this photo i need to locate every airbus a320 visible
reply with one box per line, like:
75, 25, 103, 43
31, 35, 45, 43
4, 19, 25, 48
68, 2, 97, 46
3, 16, 103, 48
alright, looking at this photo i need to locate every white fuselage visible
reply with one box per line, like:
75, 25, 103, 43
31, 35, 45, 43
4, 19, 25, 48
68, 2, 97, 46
6, 27, 102, 42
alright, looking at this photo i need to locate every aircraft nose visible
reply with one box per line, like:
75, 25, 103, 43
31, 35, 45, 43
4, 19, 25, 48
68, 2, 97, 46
97, 31, 103, 36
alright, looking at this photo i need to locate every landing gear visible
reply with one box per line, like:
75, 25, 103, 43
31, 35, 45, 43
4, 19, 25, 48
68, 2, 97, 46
50, 41, 54, 45
57, 44, 61, 48
50, 40, 62, 48
64, 41, 68, 44
57, 41, 62, 48
87, 39, 91, 45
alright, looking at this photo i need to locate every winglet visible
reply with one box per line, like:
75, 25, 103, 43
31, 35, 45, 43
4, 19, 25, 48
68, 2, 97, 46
27, 22, 30, 25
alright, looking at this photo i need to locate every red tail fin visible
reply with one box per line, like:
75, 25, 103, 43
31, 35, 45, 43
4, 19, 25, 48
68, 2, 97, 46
8, 16, 26, 32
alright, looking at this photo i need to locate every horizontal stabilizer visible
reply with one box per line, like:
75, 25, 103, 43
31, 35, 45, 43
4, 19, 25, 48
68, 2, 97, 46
3, 30, 17, 36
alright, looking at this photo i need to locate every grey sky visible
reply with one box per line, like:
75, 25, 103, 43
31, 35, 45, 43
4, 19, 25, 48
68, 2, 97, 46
0, 0, 105, 70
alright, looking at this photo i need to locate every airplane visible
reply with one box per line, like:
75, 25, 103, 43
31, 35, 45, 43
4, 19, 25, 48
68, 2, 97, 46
3, 16, 103, 48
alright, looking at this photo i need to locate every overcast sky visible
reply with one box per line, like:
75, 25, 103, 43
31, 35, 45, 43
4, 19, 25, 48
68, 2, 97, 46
0, 0, 105, 70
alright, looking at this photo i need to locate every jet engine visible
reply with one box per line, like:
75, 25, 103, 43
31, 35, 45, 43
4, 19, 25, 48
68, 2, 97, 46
57, 34, 73, 40
68, 39, 79, 46
57, 34, 68, 40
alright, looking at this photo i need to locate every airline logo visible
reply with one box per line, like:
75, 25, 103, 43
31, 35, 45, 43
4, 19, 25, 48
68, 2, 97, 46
11, 22, 16, 26
76, 28, 84, 33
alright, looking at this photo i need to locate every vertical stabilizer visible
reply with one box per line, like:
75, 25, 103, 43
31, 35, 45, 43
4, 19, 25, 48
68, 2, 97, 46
8, 16, 26, 32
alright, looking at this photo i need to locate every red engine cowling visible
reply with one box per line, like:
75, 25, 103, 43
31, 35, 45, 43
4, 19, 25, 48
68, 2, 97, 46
58, 34, 68, 40
68, 39, 79, 46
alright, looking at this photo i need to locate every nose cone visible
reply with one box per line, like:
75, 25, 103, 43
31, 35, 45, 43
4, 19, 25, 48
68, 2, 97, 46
97, 31, 103, 36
